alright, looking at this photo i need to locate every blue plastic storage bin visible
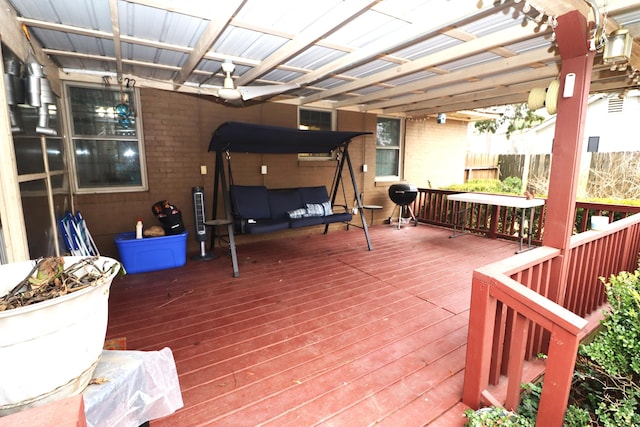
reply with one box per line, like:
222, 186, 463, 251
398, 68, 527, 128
114, 231, 188, 274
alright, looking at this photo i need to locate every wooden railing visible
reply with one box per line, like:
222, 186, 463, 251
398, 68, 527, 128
414, 188, 640, 244
461, 212, 640, 426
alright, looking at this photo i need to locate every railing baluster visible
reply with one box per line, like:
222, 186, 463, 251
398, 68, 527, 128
505, 312, 530, 411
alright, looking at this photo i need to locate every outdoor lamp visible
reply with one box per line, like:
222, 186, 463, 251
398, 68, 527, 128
603, 28, 632, 65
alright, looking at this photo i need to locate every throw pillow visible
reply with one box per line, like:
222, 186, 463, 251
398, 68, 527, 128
306, 201, 333, 216
288, 208, 307, 219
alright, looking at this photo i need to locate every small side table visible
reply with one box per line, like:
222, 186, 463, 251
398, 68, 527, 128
362, 205, 383, 226
204, 219, 233, 252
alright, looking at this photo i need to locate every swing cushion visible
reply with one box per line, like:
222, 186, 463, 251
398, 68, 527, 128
229, 185, 352, 234
268, 188, 304, 219
230, 185, 272, 219
299, 186, 352, 223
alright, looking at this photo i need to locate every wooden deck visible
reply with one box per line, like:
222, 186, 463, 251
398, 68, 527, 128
105, 223, 519, 426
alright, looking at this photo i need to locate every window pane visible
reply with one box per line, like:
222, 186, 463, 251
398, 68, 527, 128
376, 117, 400, 148
14, 137, 45, 175
20, 179, 51, 258
299, 108, 333, 159
300, 109, 332, 130
69, 86, 137, 137
74, 139, 142, 188
50, 174, 68, 191
376, 117, 401, 178
66, 84, 145, 192
47, 139, 66, 171
376, 149, 399, 176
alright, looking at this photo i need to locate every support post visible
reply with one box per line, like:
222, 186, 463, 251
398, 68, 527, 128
214, 150, 239, 277
344, 146, 373, 250
542, 11, 595, 306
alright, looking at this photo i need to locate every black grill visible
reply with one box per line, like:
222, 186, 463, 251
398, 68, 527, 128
387, 183, 418, 228
388, 183, 418, 205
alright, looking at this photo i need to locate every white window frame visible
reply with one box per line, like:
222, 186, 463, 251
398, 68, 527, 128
298, 106, 336, 161
375, 115, 404, 182
63, 82, 148, 194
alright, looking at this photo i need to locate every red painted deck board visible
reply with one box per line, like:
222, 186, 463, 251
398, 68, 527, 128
105, 224, 517, 426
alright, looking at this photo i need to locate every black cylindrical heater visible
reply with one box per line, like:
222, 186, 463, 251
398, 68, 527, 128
192, 186, 213, 260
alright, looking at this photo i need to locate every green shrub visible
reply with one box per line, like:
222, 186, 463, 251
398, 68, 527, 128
582, 270, 640, 376
442, 177, 523, 195
501, 176, 523, 194
574, 270, 640, 425
463, 407, 531, 426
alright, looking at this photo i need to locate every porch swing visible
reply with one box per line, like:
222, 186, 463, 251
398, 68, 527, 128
208, 121, 372, 277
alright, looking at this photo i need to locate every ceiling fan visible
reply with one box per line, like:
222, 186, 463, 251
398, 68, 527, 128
213, 60, 300, 104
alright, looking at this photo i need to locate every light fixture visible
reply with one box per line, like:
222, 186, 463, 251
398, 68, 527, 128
603, 28, 632, 65
436, 113, 446, 124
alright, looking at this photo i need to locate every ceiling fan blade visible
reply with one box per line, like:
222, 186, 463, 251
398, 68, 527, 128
237, 83, 300, 101
224, 97, 244, 107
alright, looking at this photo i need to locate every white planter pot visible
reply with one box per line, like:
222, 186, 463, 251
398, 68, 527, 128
0, 256, 120, 415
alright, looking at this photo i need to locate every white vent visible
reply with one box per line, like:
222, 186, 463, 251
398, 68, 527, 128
608, 97, 624, 113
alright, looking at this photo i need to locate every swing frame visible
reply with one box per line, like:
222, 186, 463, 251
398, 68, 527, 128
208, 121, 373, 277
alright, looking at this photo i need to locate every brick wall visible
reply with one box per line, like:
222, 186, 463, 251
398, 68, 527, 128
76, 89, 377, 257
404, 117, 468, 189
75, 88, 467, 258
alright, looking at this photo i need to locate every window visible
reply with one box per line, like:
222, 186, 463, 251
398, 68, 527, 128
376, 116, 403, 179
298, 107, 335, 160
65, 84, 147, 192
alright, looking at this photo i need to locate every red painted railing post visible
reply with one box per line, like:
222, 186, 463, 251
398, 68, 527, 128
462, 272, 497, 408
535, 327, 581, 427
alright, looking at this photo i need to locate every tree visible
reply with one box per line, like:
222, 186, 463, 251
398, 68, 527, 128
474, 103, 544, 139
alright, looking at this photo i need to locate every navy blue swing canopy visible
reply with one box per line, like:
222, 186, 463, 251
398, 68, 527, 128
208, 121, 373, 277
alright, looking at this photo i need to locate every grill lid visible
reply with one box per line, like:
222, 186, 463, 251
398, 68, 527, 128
388, 183, 418, 205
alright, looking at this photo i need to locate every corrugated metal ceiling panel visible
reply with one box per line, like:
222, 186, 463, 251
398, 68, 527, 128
212, 26, 287, 60
460, 8, 526, 36
284, 45, 348, 70
385, 70, 440, 86
393, 34, 465, 61
32, 28, 113, 56
235, 0, 344, 34
9, 0, 112, 30
439, 51, 503, 73
6, 0, 640, 116
342, 59, 400, 79
324, 9, 409, 49
118, 2, 209, 47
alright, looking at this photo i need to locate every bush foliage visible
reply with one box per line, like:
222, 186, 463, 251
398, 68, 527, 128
443, 177, 523, 195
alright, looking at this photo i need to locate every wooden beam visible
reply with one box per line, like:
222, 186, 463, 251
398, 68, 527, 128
236, 0, 380, 86
108, 0, 123, 79
336, 47, 556, 109
300, 22, 551, 104
0, 37, 30, 262
172, 0, 245, 87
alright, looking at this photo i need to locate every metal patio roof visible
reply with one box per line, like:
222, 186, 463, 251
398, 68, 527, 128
3, 0, 640, 119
